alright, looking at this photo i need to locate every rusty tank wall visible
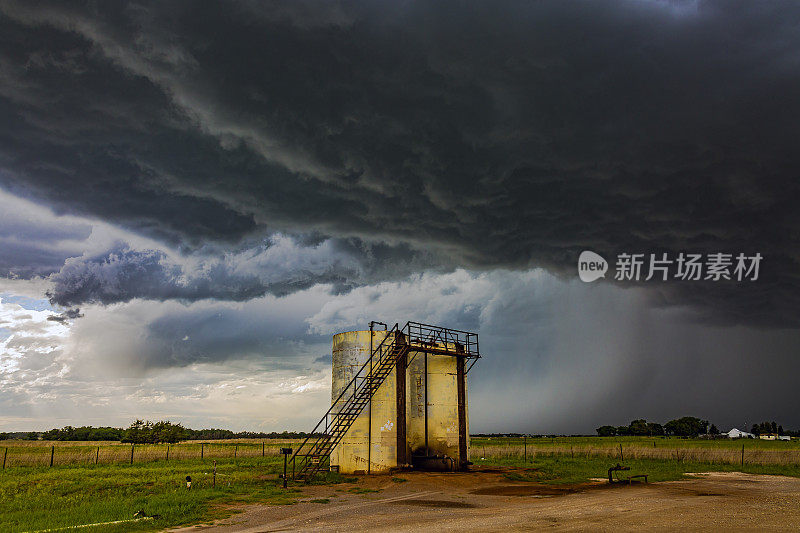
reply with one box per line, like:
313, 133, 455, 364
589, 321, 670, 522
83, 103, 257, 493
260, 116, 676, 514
330, 330, 398, 474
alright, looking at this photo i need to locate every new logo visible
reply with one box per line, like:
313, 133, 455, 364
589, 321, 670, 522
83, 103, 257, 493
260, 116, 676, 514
578, 251, 608, 282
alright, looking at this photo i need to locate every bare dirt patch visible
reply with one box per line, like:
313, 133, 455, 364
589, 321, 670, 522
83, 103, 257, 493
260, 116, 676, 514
390, 499, 474, 508
471, 484, 581, 496
167, 469, 800, 532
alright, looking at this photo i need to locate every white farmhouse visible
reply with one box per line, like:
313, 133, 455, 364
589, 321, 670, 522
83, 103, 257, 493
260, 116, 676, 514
727, 428, 755, 439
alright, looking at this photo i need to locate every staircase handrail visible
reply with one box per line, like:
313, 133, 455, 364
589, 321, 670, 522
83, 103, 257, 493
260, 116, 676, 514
289, 322, 401, 467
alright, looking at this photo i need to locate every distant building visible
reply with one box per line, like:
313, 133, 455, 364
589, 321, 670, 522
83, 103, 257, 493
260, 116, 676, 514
727, 428, 754, 439
778, 435, 791, 441
759, 434, 776, 440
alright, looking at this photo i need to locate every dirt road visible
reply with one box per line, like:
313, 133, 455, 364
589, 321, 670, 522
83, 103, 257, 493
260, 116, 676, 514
168, 469, 800, 532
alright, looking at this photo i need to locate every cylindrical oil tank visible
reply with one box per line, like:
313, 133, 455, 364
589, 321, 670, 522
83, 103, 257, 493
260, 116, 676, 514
330, 329, 470, 474
330, 330, 398, 474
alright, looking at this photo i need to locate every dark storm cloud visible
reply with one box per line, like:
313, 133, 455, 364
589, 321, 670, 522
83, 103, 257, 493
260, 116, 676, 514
0, 1, 799, 324
46, 308, 83, 323
46, 236, 439, 306
141, 303, 322, 369
0, 191, 92, 277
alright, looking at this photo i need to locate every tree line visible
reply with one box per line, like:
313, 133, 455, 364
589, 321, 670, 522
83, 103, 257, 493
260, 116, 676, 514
597, 417, 799, 438
0, 420, 318, 444
596, 417, 713, 437
750, 421, 798, 437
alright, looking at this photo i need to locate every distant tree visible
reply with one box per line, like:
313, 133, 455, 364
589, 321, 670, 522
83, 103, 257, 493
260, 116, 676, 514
647, 422, 664, 436
616, 425, 631, 436
0, 432, 9, 440
25, 432, 39, 440
709, 424, 720, 435
39, 426, 124, 441
121, 420, 187, 444
184, 428, 236, 440
628, 419, 649, 436
778, 425, 784, 435
122, 420, 149, 444
596, 425, 616, 437
752, 421, 784, 436
89, 427, 124, 441
151, 421, 187, 443
665, 417, 708, 437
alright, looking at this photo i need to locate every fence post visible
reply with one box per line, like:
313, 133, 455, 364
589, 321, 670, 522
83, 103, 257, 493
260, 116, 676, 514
571, 446, 574, 459
166, 445, 169, 461
50, 445, 55, 467
524, 436, 527, 463
235, 445, 238, 458
95, 446, 99, 465
619, 443, 624, 462
741, 444, 745, 466
201, 443, 204, 460
213, 460, 217, 488
3, 447, 7, 469
262, 442, 265, 457
130, 444, 134, 465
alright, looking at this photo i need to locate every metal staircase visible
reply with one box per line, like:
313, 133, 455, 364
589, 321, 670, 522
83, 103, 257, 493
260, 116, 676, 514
289, 321, 480, 481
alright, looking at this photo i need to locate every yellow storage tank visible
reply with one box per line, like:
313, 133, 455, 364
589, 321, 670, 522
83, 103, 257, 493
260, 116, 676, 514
330, 326, 471, 474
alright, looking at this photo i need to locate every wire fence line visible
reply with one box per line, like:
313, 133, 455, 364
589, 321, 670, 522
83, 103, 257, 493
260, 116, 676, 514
473, 438, 800, 467
0, 441, 295, 469
4, 437, 800, 469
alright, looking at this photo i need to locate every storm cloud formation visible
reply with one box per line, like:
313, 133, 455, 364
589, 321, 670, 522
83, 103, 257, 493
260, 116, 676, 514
46, 235, 438, 305
0, 1, 798, 326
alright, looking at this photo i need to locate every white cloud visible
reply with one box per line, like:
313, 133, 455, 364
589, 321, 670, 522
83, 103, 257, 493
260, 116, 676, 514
0, 296, 69, 371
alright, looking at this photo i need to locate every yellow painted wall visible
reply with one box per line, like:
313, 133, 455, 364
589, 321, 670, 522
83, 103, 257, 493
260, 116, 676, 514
330, 330, 398, 474
406, 352, 468, 462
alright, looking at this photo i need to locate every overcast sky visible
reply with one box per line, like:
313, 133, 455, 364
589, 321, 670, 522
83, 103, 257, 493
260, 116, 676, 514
1, 0, 799, 434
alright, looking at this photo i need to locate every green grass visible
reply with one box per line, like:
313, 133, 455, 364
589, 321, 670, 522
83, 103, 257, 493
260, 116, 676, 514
472, 435, 800, 450
483, 453, 800, 485
309, 498, 330, 504
390, 477, 407, 483
471, 435, 800, 469
0, 457, 303, 533
0, 439, 299, 468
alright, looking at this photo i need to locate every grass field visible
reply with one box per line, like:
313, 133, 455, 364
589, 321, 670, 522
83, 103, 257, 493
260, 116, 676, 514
0, 439, 294, 468
471, 435, 800, 466
2, 436, 800, 532
476, 453, 800, 485
0, 455, 308, 533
